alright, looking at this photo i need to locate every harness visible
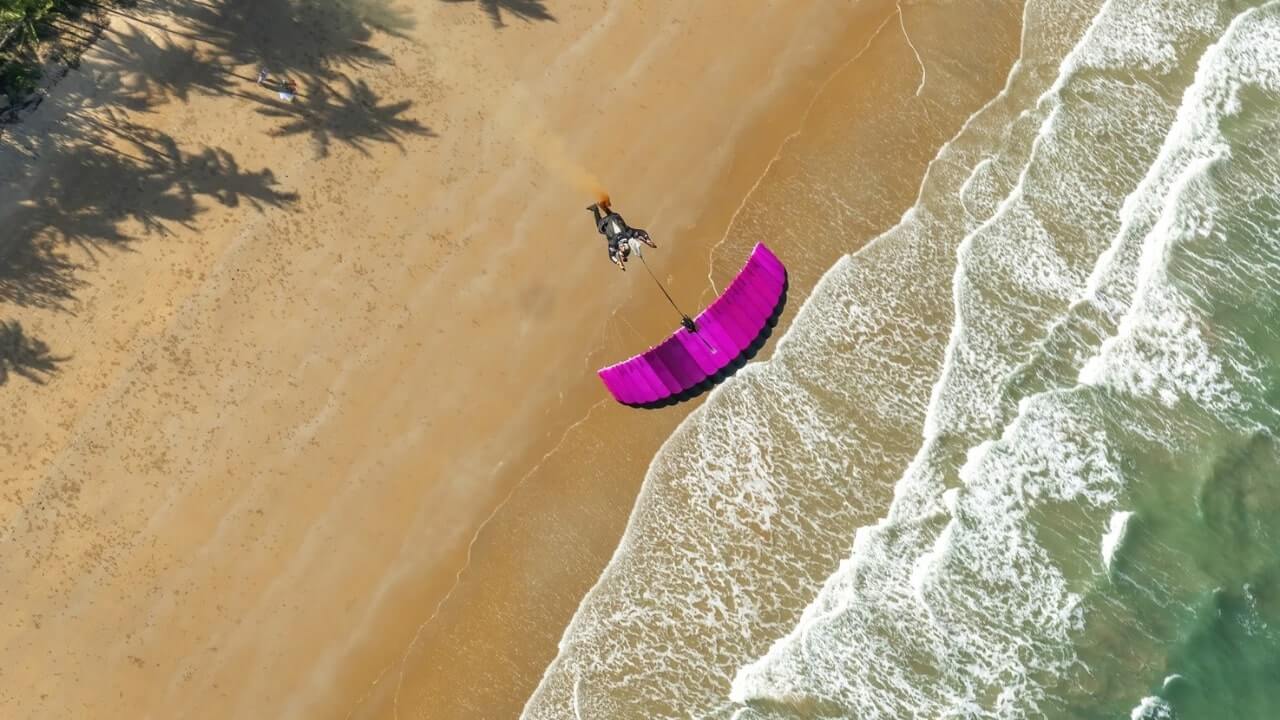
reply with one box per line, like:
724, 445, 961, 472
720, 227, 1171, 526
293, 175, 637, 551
600, 213, 633, 261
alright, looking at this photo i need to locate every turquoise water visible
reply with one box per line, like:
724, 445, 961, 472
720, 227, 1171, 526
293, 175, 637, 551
524, 1, 1280, 718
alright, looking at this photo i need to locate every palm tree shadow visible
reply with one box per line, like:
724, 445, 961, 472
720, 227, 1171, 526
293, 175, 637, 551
87, 0, 433, 156
157, 0, 406, 77
344, 0, 419, 38
93, 0, 421, 103
440, 0, 555, 28
0, 117, 297, 387
257, 77, 433, 157
90, 24, 234, 109
0, 0, 424, 388
0, 237, 83, 312
0, 321, 67, 386
0, 114, 298, 313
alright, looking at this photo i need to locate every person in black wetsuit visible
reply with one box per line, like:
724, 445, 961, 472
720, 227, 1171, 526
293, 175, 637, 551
587, 200, 656, 271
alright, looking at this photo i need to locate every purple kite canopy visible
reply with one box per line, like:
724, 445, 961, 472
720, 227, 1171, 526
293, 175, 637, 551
597, 242, 788, 408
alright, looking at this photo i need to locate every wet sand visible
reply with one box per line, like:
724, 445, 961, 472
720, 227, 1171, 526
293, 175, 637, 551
0, 0, 1022, 717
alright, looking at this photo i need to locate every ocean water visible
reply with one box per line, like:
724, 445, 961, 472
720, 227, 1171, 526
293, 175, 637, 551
524, 1, 1280, 718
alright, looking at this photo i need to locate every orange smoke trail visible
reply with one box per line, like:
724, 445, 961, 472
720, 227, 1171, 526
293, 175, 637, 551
537, 133, 609, 204
514, 119, 610, 206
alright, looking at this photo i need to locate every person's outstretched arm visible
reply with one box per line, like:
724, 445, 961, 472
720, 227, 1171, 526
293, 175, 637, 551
633, 229, 656, 248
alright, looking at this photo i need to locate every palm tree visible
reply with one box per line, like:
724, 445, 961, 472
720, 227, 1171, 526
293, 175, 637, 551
0, 0, 55, 52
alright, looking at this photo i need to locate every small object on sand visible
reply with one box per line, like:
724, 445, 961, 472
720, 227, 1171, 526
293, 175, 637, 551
257, 68, 270, 86
279, 79, 298, 102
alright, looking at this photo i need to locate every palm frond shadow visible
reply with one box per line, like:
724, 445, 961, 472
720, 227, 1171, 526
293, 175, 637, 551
85, 0, 433, 156
440, 0, 555, 28
0, 0, 430, 383
0, 114, 297, 369
257, 76, 432, 157
0, 321, 67, 385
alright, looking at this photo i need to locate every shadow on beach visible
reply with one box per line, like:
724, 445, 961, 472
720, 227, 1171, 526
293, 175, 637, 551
93, 0, 433, 154
0, 110, 297, 303
256, 75, 434, 157
0, 320, 66, 385
0, 111, 298, 383
0, 0, 434, 383
439, 0, 555, 28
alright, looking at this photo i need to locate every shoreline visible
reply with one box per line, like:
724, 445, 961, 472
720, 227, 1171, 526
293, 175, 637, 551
1, 1, 919, 717
338, 4, 913, 717
367, 0, 1027, 717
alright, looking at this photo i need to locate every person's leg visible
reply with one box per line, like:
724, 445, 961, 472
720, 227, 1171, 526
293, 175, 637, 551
588, 204, 604, 222
611, 240, 628, 270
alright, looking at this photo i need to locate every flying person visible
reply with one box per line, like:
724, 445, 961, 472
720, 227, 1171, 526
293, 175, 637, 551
587, 199, 656, 271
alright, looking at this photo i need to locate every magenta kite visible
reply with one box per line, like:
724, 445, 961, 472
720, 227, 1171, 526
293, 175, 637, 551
597, 243, 788, 408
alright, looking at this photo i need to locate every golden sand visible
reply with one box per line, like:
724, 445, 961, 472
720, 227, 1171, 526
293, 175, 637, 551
0, 0, 1023, 717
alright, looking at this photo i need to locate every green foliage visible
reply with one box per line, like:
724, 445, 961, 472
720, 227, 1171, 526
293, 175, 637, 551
2, 0, 102, 52
0, 0, 58, 23
0, 58, 39, 98
1, 0, 56, 51
0, 0, 86, 101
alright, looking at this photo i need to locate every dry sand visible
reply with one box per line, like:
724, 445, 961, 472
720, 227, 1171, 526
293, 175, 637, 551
0, 0, 1022, 717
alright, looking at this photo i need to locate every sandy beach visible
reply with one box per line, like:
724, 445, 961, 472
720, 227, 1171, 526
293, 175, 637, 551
0, 1, 1023, 717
